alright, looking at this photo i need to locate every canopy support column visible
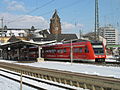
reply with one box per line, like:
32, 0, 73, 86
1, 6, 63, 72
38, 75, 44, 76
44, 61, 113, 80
37, 46, 44, 62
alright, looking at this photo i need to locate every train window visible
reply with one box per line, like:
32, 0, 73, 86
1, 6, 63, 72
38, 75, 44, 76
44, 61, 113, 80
60, 49, 63, 53
57, 49, 59, 53
54, 49, 57, 53
51, 49, 56, 53
48, 50, 50, 53
79, 48, 82, 53
63, 48, 66, 53
57, 49, 61, 53
42, 50, 44, 53
93, 48, 104, 55
46, 50, 49, 53
85, 46, 89, 53
59, 50, 61, 53
51, 49, 54, 53
74, 48, 79, 53
57, 49, 64, 53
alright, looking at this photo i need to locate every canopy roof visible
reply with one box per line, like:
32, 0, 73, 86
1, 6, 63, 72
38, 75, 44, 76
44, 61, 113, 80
0, 40, 56, 49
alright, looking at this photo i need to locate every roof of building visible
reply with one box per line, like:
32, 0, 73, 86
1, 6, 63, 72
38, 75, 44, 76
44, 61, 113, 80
83, 32, 95, 37
33, 34, 78, 42
0, 40, 57, 48
39, 29, 49, 35
7, 35, 21, 42
52, 9, 60, 19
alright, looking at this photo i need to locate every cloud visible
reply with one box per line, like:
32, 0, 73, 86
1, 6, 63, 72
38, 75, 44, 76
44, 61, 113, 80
0, 13, 49, 29
62, 22, 75, 30
62, 22, 84, 33
4, 0, 26, 12
0, 12, 84, 37
76, 23, 84, 28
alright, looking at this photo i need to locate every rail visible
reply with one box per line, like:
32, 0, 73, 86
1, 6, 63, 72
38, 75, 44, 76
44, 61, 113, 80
0, 62, 120, 90
0, 68, 76, 90
0, 70, 46, 90
74, 61, 120, 67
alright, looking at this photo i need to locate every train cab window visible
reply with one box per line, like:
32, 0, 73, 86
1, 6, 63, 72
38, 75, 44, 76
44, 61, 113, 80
79, 48, 82, 53
92, 45, 104, 55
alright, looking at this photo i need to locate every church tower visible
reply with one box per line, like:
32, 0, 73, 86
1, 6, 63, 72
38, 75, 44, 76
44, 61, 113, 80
49, 9, 61, 34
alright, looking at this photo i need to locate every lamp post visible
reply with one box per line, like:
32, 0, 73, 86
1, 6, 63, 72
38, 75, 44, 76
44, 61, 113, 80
70, 40, 73, 65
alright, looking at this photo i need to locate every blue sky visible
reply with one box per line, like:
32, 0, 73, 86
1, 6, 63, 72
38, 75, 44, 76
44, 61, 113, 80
0, 0, 120, 36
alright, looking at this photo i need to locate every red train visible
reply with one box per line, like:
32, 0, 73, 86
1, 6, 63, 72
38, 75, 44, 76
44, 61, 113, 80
42, 40, 106, 62
10, 40, 106, 62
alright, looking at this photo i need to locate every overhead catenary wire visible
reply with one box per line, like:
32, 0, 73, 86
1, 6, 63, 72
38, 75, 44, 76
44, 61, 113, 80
37, 0, 83, 16
6, 0, 55, 24
17, 0, 82, 21
57, 0, 82, 11
6, 0, 84, 27
26, 0, 55, 15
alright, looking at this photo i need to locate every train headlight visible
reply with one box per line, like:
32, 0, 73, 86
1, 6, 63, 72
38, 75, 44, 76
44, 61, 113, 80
95, 55, 98, 58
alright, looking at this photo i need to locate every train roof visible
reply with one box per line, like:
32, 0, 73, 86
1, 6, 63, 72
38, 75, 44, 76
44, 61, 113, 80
43, 39, 103, 47
63, 39, 102, 44
90, 40, 103, 45
63, 39, 88, 44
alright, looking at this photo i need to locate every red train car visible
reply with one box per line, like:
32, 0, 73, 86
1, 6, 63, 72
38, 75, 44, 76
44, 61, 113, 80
42, 40, 106, 62
19, 47, 38, 61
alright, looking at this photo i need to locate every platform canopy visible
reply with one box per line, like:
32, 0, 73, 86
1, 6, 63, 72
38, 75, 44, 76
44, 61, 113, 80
0, 40, 56, 49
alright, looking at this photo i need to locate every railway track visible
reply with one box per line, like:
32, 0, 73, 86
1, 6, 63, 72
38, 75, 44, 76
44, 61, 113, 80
0, 62, 120, 90
92, 62, 120, 67
0, 68, 76, 90
73, 60, 120, 67
105, 62, 120, 67
0, 70, 46, 90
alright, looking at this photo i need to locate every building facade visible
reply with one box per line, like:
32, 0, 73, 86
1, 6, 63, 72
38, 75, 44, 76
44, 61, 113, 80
0, 10, 78, 44
99, 25, 119, 45
49, 9, 61, 34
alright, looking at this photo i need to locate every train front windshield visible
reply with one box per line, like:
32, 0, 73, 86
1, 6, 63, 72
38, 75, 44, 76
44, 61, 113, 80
92, 43, 104, 55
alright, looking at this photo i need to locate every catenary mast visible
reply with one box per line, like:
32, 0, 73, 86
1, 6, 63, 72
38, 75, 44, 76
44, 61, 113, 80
95, 0, 99, 41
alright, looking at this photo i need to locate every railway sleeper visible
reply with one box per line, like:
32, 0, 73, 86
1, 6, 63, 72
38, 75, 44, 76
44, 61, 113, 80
58, 78, 62, 83
48, 76, 52, 81
64, 79, 67, 84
